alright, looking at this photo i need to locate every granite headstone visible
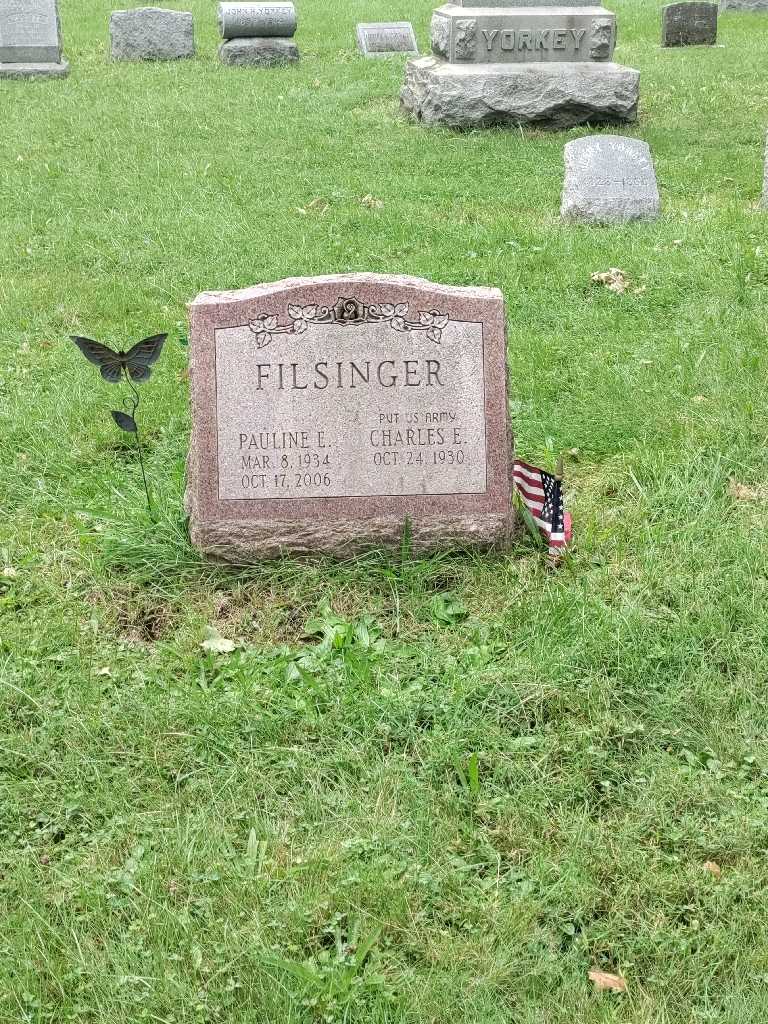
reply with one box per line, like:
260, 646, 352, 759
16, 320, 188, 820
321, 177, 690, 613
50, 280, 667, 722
110, 7, 195, 61
0, 0, 68, 79
186, 274, 515, 560
561, 135, 660, 223
217, 1, 298, 65
662, 2, 717, 45
357, 22, 419, 57
218, 3, 297, 39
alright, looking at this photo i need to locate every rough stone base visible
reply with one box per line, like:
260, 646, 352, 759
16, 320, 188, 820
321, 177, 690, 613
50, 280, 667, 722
188, 512, 517, 562
0, 60, 69, 80
219, 38, 299, 66
401, 57, 639, 129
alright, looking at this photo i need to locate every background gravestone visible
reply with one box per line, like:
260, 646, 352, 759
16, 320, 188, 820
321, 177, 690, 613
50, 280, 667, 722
401, 0, 639, 129
357, 22, 419, 57
186, 274, 515, 560
561, 135, 660, 223
0, 0, 69, 79
719, 0, 768, 9
110, 7, 194, 61
218, 2, 299, 66
662, 2, 718, 45
218, 3, 297, 37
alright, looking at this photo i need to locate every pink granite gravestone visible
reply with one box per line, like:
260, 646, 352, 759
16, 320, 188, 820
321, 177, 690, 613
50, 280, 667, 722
186, 274, 515, 560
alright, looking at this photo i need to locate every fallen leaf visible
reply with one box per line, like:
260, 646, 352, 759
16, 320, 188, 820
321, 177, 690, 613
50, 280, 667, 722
2, 567, 17, 579
97, 667, 112, 677
299, 197, 330, 216
588, 970, 627, 993
591, 268, 631, 294
703, 860, 722, 878
361, 194, 383, 209
692, 395, 708, 403
201, 626, 236, 655
728, 479, 768, 502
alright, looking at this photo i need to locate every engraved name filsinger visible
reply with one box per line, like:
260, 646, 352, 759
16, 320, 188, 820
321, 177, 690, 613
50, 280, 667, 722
215, 299, 488, 500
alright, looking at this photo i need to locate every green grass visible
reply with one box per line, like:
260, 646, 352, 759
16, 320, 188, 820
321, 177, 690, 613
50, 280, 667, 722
2, 0, 768, 1020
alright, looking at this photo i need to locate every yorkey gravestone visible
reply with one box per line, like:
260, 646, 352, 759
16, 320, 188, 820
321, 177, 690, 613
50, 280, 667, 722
401, 0, 640, 129
0, 0, 69, 79
357, 22, 419, 57
561, 135, 660, 224
661, 3, 718, 46
186, 274, 515, 561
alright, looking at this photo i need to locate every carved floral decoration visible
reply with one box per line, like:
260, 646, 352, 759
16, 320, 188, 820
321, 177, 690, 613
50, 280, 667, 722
249, 296, 450, 350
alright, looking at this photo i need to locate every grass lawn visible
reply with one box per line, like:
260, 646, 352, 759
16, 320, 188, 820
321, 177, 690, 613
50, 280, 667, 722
2, 0, 768, 1020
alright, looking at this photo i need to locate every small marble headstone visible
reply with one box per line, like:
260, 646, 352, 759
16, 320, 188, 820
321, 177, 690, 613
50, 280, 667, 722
561, 136, 660, 224
186, 274, 515, 560
0, 0, 68, 78
110, 7, 194, 61
662, 2, 717, 45
357, 22, 418, 57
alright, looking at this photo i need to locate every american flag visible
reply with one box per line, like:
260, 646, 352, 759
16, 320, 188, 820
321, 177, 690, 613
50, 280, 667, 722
513, 459, 572, 558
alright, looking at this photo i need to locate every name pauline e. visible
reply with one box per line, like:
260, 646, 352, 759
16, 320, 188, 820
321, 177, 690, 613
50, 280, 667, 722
252, 358, 445, 391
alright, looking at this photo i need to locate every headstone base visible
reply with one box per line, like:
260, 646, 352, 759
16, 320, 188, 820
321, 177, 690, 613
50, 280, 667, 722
219, 38, 299, 66
0, 59, 69, 79
401, 57, 639, 129
186, 504, 517, 562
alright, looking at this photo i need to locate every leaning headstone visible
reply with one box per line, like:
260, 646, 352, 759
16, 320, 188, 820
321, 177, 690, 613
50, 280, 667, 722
662, 2, 718, 45
357, 22, 419, 58
719, 0, 768, 10
110, 8, 194, 61
186, 274, 515, 560
218, 3, 299, 66
561, 136, 660, 224
0, 0, 69, 79
402, 0, 640, 129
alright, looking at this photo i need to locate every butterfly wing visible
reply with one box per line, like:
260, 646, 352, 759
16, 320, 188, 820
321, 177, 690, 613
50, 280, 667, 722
70, 336, 124, 383
124, 334, 167, 382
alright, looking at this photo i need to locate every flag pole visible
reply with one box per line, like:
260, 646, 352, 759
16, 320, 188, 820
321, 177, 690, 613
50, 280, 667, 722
547, 456, 564, 567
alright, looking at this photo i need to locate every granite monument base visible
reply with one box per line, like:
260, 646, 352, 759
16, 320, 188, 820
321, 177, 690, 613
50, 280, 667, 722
401, 57, 639, 129
186, 503, 516, 562
0, 59, 69, 78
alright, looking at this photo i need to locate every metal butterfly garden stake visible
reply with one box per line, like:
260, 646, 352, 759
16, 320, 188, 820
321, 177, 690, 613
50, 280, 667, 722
70, 333, 167, 518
